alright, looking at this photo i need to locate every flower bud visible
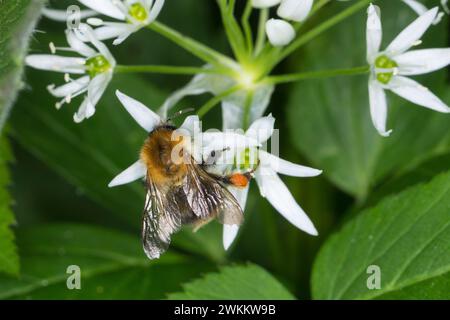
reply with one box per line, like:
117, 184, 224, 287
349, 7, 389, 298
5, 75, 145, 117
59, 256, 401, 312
265, 19, 296, 46
277, 0, 313, 22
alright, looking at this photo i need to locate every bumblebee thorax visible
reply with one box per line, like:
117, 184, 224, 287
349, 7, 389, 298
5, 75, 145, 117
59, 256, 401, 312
140, 126, 188, 184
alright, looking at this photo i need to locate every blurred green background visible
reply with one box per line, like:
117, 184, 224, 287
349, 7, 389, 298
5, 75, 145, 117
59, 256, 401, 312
0, 0, 449, 300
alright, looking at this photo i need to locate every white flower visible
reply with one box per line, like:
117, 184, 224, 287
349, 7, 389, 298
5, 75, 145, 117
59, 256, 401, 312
43, 0, 165, 45
108, 91, 260, 188
213, 115, 322, 250
401, 0, 447, 24
366, 5, 450, 137
25, 24, 116, 123
265, 19, 296, 47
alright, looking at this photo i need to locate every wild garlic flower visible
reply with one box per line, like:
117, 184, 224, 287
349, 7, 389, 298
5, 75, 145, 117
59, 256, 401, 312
108, 91, 260, 188
25, 24, 116, 123
43, 0, 165, 45
402, 0, 449, 24
366, 5, 450, 137
206, 115, 322, 250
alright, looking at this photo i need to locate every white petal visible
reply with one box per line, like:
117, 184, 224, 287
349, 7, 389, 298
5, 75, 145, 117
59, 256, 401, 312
223, 225, 240, 251
402, 0, 428, 15
72, 73, 110, 123
443, 0, 450, 14
178, 115, 202, 163
202, 132, 260, 156
366, 4, 383, 63
73, 98, 90, 123
246, 115, 275, 144
265, 19, 296, 47
252, 0, 282, 8
25, 55, 85, 74
259, 150, 322, 177
255, 169, 318, 236
401, 0, 444, 24
87, 73, 111, 107
222, 101, 244, 130
108, 160, 147, 187
159, 71, 212, 119
77, 24, 116, 64
386, 7, 438, 55
389, 76, 450, 113
395, 48, 450, 75
230, 185, 250, 211
91, 22, 136, 43
112, 27, 140, 45
115, 90, 161, 132
42, 8, 98, 21
277, 0, 313, 22
368, 80, 392, 137
222, 186, 249, 250
148, 0, 165, 22
66, 29, 96, 57
179, 115, 201, 136
222, 84, 275, 130
78, 0, 126, 20
47, 76, 90, 97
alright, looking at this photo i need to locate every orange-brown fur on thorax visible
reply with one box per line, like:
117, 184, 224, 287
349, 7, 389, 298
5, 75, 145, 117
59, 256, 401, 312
140, 126, 188, 186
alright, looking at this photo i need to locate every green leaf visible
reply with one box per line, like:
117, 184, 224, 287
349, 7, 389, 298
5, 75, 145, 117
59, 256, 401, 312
311, 171, 450, 300
0, 0, 44, 133
286, 0, 450, 199
367, 151, 450, 208
0, 224, 215, 299
0, 136, 19, 276
168, 264, 295, 300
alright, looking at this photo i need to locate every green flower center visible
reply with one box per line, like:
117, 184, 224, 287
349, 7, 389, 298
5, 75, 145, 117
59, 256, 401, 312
375, 55, 398, 85
129, 3, 148, 23
85, 55, 111, 78
234, 148, 259, 171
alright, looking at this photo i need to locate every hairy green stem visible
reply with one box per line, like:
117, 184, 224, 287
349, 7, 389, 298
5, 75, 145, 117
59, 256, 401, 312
254, 8, 268, 56
217, 0, 247, 63
147, 21, 237, 69
242, 0, 254, 54
265, 65, 370, 84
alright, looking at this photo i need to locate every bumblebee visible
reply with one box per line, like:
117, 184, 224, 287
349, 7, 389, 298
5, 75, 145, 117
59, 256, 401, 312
140, 123, 249, 259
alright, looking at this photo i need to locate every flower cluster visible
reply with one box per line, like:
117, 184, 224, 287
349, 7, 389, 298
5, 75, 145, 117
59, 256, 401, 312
24, 0, 450, 255
26, 24, 116, 122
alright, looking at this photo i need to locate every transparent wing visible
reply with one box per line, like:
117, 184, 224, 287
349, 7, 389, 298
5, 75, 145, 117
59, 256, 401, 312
142, 179, 190, 259
184, 164, 244, 226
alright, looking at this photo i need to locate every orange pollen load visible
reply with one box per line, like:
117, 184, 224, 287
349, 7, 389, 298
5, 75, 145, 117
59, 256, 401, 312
229, 173, 249, 188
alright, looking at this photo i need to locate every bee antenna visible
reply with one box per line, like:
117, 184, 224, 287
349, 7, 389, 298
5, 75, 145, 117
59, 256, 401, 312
167, 108, 195, 122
